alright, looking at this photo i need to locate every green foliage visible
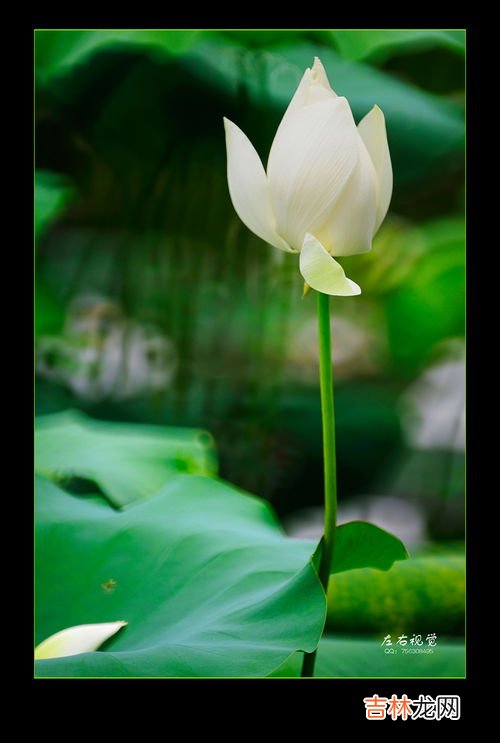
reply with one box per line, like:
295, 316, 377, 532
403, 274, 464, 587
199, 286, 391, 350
275, 383, 403, 510
330, 29, 465, 63
384, 218, 465, 373
343, 217, 427, 296
35, 171, 74, 336
35, 475, 325, 677
35, 414, 411, 677
331, 521, 408, 574
327, 554, 465, 635
35, 282, 65, 337
35, 32, 464, 193
270, 634, 465, 677
35, 171, 73, 241
35, 29, 201, 81
339, 216, 465, 377
35, 410, 218, 508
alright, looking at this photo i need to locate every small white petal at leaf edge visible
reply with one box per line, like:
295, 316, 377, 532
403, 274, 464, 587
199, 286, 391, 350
35, 621, 127, 660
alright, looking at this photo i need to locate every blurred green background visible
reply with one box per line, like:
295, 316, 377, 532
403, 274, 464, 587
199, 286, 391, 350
35, 29, 465, 670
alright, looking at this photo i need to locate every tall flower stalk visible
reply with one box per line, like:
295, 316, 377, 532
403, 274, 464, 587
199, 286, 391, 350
224, 57, 392, 677
301, 292, 337, 676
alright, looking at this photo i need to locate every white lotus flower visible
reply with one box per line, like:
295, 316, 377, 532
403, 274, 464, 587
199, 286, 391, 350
224, 57, 392, 296
34, 621, 127, 660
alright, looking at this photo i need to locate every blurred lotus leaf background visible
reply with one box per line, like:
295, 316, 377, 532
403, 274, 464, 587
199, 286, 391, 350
35, 29, 465, 677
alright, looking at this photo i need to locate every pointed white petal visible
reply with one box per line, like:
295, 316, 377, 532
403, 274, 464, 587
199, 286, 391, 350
316, 134, 378, 256
310, 57, 337, 95
278, 70, 331, 126
358, 105, 393, 231
35, 621, 127, 660
277, 57, 337, 134
267, 97, 359, 250
223, 118, 292, 252
299, 233, 361, 296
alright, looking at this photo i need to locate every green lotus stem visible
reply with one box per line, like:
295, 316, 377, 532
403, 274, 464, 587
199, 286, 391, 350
301, 291, 338, 678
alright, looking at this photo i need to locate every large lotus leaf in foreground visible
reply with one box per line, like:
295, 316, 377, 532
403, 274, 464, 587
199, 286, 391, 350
35, 475, 326, 677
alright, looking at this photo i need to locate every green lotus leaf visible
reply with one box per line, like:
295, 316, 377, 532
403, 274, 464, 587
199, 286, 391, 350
35, 475, 326, 677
